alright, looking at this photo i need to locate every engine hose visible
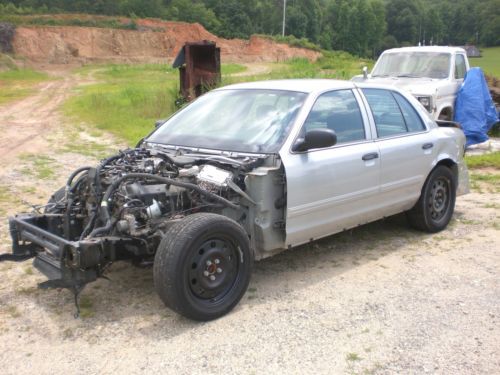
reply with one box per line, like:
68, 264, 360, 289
66, 167, 91, 189
89, 173, 239, 238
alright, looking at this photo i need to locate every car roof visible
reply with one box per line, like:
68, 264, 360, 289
217, 79, 355, 94
382, 46, 466, 54
216, 79, 413, 96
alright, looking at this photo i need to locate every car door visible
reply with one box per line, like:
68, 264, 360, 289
280, 89, 381, 247
360, 88, 436, 213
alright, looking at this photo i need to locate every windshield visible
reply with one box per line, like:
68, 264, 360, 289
372, 52, 451, 79
147, 89, 307, 153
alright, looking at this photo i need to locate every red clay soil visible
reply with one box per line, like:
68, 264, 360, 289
12, 18, 321, 64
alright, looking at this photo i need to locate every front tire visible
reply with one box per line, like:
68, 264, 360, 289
407, 165, 456, 233
153, 213, 253, 321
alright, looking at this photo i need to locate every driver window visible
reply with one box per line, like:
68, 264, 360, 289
302, 90, 365, 144
454, 54, 466, 79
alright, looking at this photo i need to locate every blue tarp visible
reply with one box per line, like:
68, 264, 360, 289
454, 67, 499, 146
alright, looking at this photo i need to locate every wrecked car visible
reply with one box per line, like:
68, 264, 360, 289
1, 79, 469, 321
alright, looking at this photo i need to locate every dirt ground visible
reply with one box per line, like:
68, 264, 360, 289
0, 69, 499, 374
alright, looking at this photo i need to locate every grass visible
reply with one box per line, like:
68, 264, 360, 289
471, 47, 500, 78
0, 67, 50, 105
0, 184, 19, 215
346, 352, 362, 361
65, 63, 177, 145
19, 153, 56, 179
78, 295, 94, 319
469, 171, 500, 193
465, 152, 500, 169
0, 14, 139, 30
221, 63, 247, 75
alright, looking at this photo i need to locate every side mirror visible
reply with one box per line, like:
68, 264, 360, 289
293, 128, 337, 152
362, 66, 368, 79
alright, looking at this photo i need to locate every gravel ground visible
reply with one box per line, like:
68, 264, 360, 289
0, 69, 499, 374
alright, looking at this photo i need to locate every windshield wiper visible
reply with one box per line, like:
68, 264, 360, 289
396, 73, 422, 78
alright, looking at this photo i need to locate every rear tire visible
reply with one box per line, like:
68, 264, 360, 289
407, 165, 456, 233
153, 213, 253, 321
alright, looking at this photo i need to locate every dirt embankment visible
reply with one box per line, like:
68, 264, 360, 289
12, 19, 321, 64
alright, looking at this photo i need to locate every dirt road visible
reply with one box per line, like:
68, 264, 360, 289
0, 70, 499, 374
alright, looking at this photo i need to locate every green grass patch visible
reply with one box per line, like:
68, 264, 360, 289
0, 14, 139, 30
0, 68, 50, 105
471, 47, 500, 78
19, 153, 56, 179
257, 34, 322, 52
469, 171, 500, 193
465, 152, 500, 169
65, 63, 178, 146
221, 63, 247, 75
346, 352, 362, 361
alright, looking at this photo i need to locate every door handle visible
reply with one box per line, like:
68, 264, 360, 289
362, 152, 379, 161
422, 142, 434, 150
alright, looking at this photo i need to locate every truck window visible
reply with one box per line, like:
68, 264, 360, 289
455, 55, 467, 79
302, 90, 365, 144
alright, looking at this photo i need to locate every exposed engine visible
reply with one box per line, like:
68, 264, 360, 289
47, 148, 258, 258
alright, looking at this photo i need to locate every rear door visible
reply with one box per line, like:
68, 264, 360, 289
280, 89, 381, 247
360, 88, 436, 213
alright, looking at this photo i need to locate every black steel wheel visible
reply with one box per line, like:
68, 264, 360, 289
407, 165, 456, 233
153, 213, 253, 321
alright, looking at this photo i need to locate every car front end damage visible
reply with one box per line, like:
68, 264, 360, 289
1, 146, 285, 315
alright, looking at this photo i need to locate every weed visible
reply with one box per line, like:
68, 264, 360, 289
346, 352, 362, 361
5, 305, 21, 318
78, 295, 94, 318
483, 202, 500, 209
23, 266, 33, 275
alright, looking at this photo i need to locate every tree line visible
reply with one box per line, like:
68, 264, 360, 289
0, 0, 498, 57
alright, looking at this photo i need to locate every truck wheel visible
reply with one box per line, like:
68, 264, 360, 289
153, 213, 253, 321
407, 166, 456, 233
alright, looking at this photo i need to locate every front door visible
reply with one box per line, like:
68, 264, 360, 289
280, 89, 381, 247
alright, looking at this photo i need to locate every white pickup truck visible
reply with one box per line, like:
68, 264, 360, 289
353, 46, 470, 121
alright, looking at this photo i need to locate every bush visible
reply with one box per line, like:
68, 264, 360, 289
0, 22, 15, 53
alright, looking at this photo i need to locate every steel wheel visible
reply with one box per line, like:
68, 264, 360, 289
154, 213, 253, 321
188, 238, 239, 302
407, 165, 456, 233
428, 177, 451, 221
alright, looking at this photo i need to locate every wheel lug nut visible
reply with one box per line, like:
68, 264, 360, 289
216, 268, 222, 274
214, 259, 220, 264
203, 271, 209, 277
209, 275, 216, 281
206, 260, 212, 266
